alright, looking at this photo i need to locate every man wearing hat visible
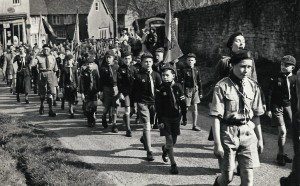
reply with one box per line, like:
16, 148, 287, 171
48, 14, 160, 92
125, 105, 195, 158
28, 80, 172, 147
211, 50, 264, 186
117, 51, 135, 137
99, 50, 119, 132
131, 52, 162, 161
156, 65, 186, 174
31, 44, 58, 117
79, 53, 100, 127
178, 53, 202, 131
266, 55, 297, 166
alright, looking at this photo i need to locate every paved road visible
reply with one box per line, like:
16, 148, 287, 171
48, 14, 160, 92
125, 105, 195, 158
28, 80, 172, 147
0, 81, 294, 185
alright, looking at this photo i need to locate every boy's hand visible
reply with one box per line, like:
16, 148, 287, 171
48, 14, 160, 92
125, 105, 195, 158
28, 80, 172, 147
119, 93, 124, 100
214, 144, 224, 159
158, 123, 164, 129
179, 95, 185, 100
257, 140, 264, 154
266, 111, 272, 118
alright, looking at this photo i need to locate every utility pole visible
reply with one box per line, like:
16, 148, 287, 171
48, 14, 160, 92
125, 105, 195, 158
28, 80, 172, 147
113, 0, 118, 39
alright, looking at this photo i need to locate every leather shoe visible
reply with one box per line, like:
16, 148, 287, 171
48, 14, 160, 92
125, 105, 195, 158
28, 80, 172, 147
125, 130, 132, 137
170, 164, 178, 174
192, 126, 201, 131
162, 145, 169, 162
147, 151, 154, 161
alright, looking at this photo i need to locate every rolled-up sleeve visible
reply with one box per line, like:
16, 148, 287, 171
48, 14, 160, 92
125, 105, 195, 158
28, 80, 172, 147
209, 85, 225, 119
252, 84, 265, 117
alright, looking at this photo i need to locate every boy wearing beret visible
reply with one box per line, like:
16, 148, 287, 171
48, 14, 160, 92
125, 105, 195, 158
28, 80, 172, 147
131, 52, 162, 161
99, 50, 119, 133
211, 50, 264, 186
178, 53, 202, 131
117, 51, 135, 137
156, 66, 186, 174
266, 55, 297, 166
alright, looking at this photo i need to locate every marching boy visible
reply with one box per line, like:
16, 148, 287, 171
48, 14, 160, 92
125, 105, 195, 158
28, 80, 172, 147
131, 52, 161, 161
99, 50, 119, 133
210, 50, 264, 186
266, 55, 297, 166
178, 53, 202, 131
117, 51, 135, 137
79, 54, 100, 127
156, 66, 186, 174
59, 54, 78, 118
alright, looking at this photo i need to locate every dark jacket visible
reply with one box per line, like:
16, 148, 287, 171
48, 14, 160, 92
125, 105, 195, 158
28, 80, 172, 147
99, 63, 119, 91
156, 82, 187, 121
178, 66, 203, 96
79, 63, 100, 96
131, 68, 162, 104
117, 63, 135, 96
267, 72, 297, 108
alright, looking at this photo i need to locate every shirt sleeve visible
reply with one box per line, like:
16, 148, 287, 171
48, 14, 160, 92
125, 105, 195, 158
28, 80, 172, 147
209, 85, 225, 119
252, 84, 265, 117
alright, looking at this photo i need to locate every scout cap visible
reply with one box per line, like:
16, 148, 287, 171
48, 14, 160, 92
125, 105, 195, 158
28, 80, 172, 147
227, 31, 243, 49
141, 52, 153, 60
229, 49, 253, 65
122, 51, 132, 58
187, 53, 196, 59
42, 44, 51, 49
105, 50, 115, 57
155, 47, 164, 53
282, 55, 296, 66
65, 54, 74, 61
161, 64, 176, 74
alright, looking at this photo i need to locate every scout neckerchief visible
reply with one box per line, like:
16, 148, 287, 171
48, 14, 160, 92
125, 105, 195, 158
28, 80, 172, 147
45, 55, 50, 70
228, 73, 250, 124
20, 53, 26, 68
148, 70, 154, 96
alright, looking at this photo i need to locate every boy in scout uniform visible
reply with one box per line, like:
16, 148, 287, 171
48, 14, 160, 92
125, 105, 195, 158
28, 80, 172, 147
131, 52, 162, 161
210, 50, 264, 186
266, 55, 296, 166
99, 50, 119, 133
117, 51, 135, 137
178, 53, 202, 131
156, 66, 186, 174
79, 54, 100, 127
31, 44, 58, 117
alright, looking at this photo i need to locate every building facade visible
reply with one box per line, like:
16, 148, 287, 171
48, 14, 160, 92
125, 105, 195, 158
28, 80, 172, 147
0, 0, 30, 47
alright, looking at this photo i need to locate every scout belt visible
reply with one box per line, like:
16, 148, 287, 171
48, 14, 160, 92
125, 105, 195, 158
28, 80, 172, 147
222, 118, 250, 126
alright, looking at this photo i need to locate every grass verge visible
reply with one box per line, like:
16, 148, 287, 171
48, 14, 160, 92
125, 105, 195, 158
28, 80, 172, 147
0, 113, 115, 185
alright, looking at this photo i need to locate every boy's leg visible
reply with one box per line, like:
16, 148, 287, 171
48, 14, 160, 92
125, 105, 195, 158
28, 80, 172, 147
25, 93, 29, 104
240, 168, 254, 186
191, 104, 200, 131
124, 106, 132, 137
111, 106, 118, 133
166, 135, 179, 174
102, 106, 109, 128
215, 171, 234, 186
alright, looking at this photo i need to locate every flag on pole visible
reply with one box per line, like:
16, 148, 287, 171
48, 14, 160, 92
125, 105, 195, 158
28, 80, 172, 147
164, 0, 183, 63
37, 14, 43, 48
72, 12, 80, 52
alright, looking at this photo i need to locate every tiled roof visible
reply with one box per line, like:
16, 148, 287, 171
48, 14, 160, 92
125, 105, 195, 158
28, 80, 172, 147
45, 0, 94, 14
103, 0, 129, 14
30, 0, 48, 15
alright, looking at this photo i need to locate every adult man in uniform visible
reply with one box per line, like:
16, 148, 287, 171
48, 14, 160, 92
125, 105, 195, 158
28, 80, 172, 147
31, 44, 58, 117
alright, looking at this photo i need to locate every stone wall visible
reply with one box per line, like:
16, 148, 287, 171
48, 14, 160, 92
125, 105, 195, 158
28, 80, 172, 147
176, 0, 300, 71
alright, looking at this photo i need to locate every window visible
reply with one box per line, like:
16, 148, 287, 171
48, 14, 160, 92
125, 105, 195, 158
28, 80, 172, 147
51, 16, 61, 25
55, 30, 66, 38
99, 28, 108, 39
13, 0, 20, 5
95, 2, 99, 11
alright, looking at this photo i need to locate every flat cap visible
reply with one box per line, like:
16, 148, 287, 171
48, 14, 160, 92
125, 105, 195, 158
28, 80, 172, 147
282, 55, 296, 66
105, 50, 115, 57
186, 53, 196, 58
161, 64, 176, 74
122, 51, 132, 57
141, 52, 153, 60
155, 47, 164, 53
42, 44, 51, 49
65, 54, 74, 61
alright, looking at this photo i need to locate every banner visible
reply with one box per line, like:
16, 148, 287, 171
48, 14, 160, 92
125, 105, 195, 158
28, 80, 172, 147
164, 0, 183, 63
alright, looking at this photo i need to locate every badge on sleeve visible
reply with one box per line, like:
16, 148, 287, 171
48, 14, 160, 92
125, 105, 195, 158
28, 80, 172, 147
163, 92, 167, 96
142, 79, 146, 82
